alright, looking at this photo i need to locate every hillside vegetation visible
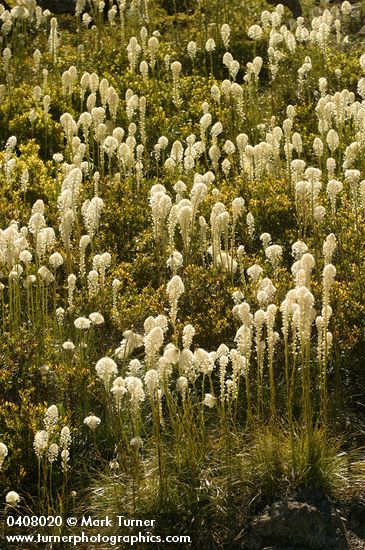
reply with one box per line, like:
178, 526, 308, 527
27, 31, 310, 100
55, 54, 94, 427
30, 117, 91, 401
0, 0, 365, 547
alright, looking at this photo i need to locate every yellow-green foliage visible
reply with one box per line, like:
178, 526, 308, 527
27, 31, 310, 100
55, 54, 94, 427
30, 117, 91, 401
0, 0, 365, 547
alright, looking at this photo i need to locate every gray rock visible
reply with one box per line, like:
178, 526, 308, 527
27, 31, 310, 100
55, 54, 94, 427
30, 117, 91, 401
243, 497, 348, 550
349, 498, 365, 539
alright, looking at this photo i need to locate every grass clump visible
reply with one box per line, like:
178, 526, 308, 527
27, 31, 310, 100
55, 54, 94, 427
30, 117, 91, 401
0, 0, 365, 547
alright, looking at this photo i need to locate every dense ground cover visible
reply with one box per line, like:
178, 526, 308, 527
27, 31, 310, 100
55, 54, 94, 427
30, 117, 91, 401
0, 0, 365, 547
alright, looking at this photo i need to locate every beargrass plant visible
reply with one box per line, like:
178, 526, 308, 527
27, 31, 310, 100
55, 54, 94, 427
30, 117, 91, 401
0, 0, 365, 547
83, 421, 356, 547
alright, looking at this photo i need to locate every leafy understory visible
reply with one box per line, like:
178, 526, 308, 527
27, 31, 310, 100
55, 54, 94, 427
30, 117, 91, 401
0, 0, 364, 547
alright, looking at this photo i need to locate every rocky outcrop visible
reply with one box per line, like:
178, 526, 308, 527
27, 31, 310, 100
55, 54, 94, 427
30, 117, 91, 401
242, 495, 349, 550
348, 498, 365, 539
